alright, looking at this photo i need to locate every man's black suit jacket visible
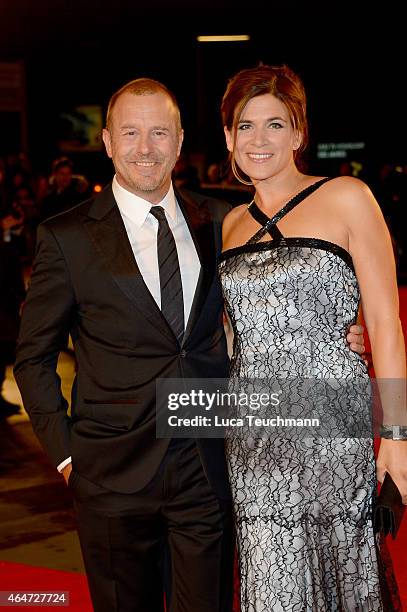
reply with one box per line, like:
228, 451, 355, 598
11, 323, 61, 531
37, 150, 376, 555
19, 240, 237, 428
14, 184, 232, 501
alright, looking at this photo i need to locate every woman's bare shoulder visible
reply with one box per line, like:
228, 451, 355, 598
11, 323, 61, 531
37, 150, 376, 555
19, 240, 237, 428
222, 203, 248, 228
324, 175, 373, 197
323, 178, 387, 243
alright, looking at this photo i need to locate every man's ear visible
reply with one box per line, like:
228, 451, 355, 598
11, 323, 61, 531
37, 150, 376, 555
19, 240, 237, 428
102, 128, 113, 159
177, 129, 184, 158
224, 126, 233, 153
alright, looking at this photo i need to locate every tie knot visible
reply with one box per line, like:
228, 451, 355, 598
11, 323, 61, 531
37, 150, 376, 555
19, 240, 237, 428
150, 206, 166, 223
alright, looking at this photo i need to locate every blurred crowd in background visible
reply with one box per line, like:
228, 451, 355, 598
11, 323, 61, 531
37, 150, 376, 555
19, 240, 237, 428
1, 150, 406, 275
0, 148, 406, 418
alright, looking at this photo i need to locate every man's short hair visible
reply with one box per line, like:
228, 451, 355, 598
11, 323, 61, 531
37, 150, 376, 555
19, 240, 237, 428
106, 78, 182, 132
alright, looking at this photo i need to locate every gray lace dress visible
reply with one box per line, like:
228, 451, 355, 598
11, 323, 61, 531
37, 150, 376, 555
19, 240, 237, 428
218, 179, 399, 611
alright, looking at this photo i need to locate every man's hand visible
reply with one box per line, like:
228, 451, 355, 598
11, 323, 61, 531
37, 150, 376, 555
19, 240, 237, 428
346, 324, 365, 354
61, 462, 72, 485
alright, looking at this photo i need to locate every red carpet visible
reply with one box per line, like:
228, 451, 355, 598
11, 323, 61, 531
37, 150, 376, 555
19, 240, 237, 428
388, 522, 407, 609
0, 561, 92, 611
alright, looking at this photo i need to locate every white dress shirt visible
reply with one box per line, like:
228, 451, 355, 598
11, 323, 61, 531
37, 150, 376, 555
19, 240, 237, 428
112, 176, 201, 323
57, 176, 201, 473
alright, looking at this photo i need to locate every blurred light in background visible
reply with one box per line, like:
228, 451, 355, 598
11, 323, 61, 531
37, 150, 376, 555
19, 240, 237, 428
197, 35, 250, 42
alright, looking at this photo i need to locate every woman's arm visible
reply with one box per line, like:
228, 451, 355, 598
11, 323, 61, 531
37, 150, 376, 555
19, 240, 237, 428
344, 176, 407, 500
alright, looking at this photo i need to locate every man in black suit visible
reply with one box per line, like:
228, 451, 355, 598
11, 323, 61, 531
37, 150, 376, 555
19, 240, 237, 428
14, 78, 365, 611
14, 78, 233, 612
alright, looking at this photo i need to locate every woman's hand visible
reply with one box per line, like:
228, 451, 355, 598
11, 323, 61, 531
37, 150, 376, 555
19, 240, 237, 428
376, 438, 407, 504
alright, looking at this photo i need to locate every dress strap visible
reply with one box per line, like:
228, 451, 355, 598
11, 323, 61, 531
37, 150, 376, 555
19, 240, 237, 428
246, 177, 332, 244
246, 200, 283, 241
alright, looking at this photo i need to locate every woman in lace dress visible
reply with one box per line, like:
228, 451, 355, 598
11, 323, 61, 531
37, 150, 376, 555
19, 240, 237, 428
218, 64, 407, 611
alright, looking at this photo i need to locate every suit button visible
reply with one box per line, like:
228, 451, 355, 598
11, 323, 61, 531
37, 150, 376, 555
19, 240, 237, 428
180, 350, 187, 358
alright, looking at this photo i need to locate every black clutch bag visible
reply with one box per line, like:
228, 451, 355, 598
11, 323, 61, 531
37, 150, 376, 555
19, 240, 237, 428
374, 473, 406, 539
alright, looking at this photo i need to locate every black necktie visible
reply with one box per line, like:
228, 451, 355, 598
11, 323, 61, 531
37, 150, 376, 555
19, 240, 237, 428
150, 206, 184, 342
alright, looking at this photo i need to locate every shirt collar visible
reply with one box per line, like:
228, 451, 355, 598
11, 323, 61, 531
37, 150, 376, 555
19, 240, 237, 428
112, 176, 178, 228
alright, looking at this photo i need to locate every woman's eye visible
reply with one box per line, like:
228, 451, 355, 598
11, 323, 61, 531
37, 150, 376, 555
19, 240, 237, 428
269, 122, 283, 129
238, 124, 251, 131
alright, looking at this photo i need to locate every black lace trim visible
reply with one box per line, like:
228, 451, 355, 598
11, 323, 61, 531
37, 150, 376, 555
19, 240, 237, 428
219, 237, 355, 273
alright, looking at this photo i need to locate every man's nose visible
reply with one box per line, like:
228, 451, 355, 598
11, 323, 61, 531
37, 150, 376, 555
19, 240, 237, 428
137, 133, 152, 155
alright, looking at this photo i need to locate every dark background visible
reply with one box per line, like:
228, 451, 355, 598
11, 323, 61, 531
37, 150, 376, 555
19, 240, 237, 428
0, 0, 405, 183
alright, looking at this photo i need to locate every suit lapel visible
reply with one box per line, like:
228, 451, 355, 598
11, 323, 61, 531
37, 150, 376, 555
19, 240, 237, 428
82, 185, 175, 343
175, 188, 217, 344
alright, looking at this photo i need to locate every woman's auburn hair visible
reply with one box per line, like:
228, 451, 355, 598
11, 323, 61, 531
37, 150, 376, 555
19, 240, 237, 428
221, 64, 309, 166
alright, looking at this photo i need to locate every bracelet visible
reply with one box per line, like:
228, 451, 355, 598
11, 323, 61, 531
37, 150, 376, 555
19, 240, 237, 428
380, 425, 407, 440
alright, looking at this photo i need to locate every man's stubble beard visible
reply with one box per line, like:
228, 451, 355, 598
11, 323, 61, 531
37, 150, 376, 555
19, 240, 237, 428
131, 173, 167, 193
122, 154, 176, 195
